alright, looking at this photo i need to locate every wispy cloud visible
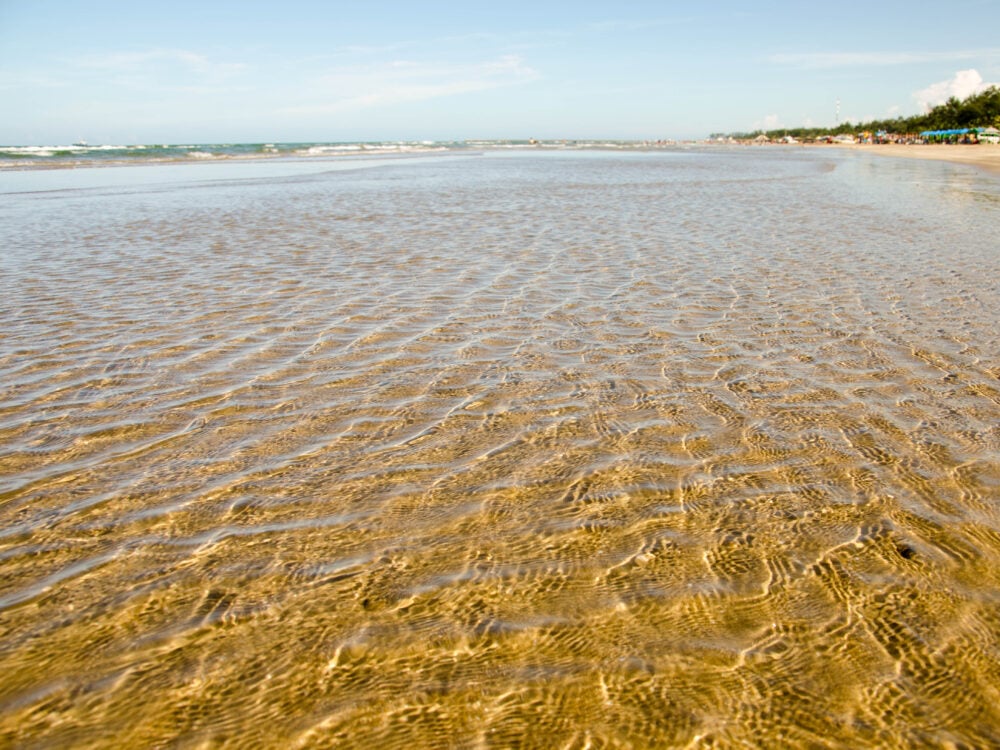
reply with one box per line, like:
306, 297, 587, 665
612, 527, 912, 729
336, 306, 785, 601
0, 70, 71, 90
75, 48, 247, 81
279, 55, 539, 115
584, 17, 690, 33
301, 17, 677, 65
768, 49, 1000, 69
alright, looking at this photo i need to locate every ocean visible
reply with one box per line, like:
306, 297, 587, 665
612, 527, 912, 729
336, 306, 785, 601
0, 140, 649, 169
1, 145, 999, 748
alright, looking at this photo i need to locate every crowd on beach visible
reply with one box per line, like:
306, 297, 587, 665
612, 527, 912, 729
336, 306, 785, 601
713, 86, 1000, 149
860, 127, 999, 145
718, 125, 1000, 147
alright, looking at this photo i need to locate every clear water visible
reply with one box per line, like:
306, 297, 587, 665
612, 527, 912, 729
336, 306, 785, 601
1, 148, 999, 748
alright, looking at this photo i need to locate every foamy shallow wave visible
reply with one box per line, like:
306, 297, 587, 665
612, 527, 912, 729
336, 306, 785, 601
297, 143, 450, 156
300, 145, 364, 154
0, 144, 140, 155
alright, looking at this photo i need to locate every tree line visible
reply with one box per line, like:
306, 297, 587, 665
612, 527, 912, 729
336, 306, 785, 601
713, 86, 1000, 140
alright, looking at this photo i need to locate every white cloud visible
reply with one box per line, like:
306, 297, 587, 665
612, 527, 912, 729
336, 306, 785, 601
914, 69, 996, 110
279, 55, 539, 115
755, 114, 781, 130
768, 49, 1000, 69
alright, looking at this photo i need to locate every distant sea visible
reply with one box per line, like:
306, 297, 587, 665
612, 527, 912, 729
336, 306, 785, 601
0, 139, 670, 168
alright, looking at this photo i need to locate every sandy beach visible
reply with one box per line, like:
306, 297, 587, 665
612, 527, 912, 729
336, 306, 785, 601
834, 142, 1000, 175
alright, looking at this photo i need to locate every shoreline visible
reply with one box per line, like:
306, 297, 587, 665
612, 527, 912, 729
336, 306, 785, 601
5, 141, 1000, 176
827, 142, 1000, 175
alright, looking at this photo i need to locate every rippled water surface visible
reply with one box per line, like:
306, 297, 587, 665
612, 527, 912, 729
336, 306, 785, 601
2, 148, 1000, 748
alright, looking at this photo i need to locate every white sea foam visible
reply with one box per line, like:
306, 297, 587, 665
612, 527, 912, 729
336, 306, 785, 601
299, 145, 363, 155
0, 144, 151, 156
296, 142, 455, 156
0, 146, 59, 155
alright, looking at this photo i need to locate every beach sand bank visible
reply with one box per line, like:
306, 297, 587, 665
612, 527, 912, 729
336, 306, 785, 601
832, 142, 1000, 175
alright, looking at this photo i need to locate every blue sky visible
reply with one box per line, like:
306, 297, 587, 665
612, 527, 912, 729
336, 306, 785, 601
2, 0, 999, 144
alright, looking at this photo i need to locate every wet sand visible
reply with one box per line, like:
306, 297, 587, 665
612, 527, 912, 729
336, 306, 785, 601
832, 142, 1000, 175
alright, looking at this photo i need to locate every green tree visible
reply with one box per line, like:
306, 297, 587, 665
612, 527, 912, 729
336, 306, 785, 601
716, 86, 1000, 139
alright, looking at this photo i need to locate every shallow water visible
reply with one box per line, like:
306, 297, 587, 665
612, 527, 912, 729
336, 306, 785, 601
2, 148, 999, 748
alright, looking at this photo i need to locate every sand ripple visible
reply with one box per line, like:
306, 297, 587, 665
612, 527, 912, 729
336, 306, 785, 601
1, 149, 999, 747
